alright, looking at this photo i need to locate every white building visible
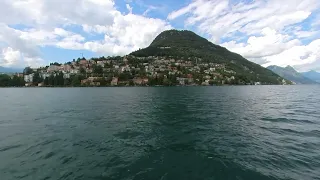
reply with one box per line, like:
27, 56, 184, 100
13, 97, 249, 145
121, 66, 130, 72
63, 73, 71, 79
70, 69, 79, 74
41, 73, 51, 79
24, 74, 34, 83
97, 61, 105, 67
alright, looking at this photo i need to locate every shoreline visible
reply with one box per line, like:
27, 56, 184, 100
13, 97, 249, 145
0, 84, 300, 88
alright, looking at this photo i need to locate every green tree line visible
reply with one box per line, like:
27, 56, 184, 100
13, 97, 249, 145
0, 74, 25, 87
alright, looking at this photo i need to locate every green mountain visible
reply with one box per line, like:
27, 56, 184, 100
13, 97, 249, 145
302, 70, 320, 83
130, 30, 287, 85
267, 65, 316, 84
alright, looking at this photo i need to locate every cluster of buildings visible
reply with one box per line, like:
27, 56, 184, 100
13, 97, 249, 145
131, 56, 236, 86
23, 55, 241, 86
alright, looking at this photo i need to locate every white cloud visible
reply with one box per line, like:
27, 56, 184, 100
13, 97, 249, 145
0, 47, 45, 68
10, 0, 115, 27
1, 47, 22, 67
169, 0, 320, 71
222, 28, 301, 59
222, 28, 320, 71
167, 1, 200, 20
1, 0, 319, 71
0, 24, 42, 67
143, 5, 158, 16
126, 4, 133, 14
0, 0, 171, 67
263, 39, 320, 70
0, 23, 86, 67
81, 13, 172, 55
65, 11, 172, 55
170, 0, 319, 41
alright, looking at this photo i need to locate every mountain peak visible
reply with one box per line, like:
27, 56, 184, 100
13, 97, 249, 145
285, 65, 297, 72
302, 70, 320, 83
149, 29, 213, 49
267, 65, 316, 84
130, 29, 287, 85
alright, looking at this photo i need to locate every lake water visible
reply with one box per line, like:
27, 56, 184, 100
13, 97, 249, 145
0, 86, 319, 180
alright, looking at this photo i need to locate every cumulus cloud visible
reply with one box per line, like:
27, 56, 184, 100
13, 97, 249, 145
222, 28, 300, 58
0, 24, 46, 68
80, 12, 172, 55
1, 0, 319, 71
168, 0, 320, 71
1, 47, 23, 67
0, 0, 171, 68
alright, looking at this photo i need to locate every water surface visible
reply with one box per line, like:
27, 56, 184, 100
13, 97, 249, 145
0, 86, 319, 180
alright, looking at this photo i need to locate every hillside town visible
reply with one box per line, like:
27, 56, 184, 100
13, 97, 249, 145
2, 55, 289, 87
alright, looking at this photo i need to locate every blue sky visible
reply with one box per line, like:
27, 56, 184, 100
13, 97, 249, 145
0, 0, 319, 72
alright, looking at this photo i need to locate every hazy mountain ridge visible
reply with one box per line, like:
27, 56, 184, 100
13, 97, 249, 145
267, 65, 316, 84
302, 70, 320, 83
0, 66, 22, 73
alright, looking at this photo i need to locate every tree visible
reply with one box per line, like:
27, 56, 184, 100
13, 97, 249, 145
119, 71, 132, 81
71, 75, 81, 86
0, 74, 11, 87
64, 78, 71, 86
11, 75, 25, 86
79, 67, 86, 74
54, 72, 64, 86
0, 75, 25, 87
129, 80, 134, 86
44, 77, 49, 86
48, 74, 55, 86
92, 64, 103, 75
23, 67, 33, 75
33, 72, 42, 85
50, 62, 61, 66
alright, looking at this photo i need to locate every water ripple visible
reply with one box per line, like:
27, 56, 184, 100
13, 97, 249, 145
0, 86, 319, 180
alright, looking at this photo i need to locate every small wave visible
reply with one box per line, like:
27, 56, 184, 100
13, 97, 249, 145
114, 130, 142, 139
269, 128, 320, 138
43, 151, 56, 159
60, 155, 74, 165
39, 139, 60, 146
304, 130, 320, 138
0, 144, 22, 152
260, 117, 315, 124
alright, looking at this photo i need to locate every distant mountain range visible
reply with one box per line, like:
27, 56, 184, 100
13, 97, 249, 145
0, 66, 22, 73
267, 65, 317, 84
301, 71, 320, 83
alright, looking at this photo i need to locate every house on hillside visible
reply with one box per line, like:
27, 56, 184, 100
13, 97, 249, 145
97, 61, 105, 67
133, 77, 149, 85
47, 65, 59, 72
111, 77, 118, 86
176, 77, 187, 85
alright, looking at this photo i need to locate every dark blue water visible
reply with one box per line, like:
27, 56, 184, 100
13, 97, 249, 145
0, 86, 319, 180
